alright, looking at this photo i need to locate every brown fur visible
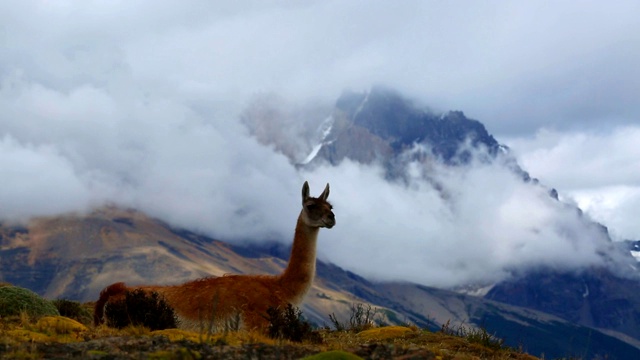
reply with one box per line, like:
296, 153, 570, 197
94, 181, 335, 330
93, 282, 128, 326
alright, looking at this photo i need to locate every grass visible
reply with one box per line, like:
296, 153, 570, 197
0, 316, 539, 360
440, 319, 506, 351
0, 290, 539, 359
320, 327, 538, 360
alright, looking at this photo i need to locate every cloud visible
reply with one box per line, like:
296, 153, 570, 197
1, 1, 637, 287
306, 156, 622, 287
1, 67, 623, 287
506, 127, 640, 240
0, 135, 93, 221
1, 71, 304, 240
2, 1, 639, 135
570, 186, 640, 241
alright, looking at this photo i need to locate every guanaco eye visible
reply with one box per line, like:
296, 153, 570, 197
305, 204, 318, 211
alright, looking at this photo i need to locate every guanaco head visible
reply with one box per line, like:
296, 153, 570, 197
301, 181, 335, 229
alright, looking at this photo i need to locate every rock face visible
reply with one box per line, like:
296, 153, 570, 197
318, 87, 500, 167
240, 93, 332, 164
239, 86, 507, 175
486, 268, 640, 340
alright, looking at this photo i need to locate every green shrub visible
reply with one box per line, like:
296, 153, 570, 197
265, 304, 321, 343
52, 299, 93, 325
0, 285, 59, 318
104, 289, 178, 330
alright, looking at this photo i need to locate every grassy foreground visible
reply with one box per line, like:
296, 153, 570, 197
0, 314, 540, 360
0, 284, 538, 359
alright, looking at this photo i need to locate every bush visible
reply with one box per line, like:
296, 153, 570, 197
52, 299, 93, 325
0, 285, 59, 318
265, 304, 321, 343
104, 289, 178, 330
440, 320, 505, 350
329, 303, 377, 332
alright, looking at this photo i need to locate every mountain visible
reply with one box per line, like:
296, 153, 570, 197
4, 86, 640, 358
244, 85, 531, 182
0, 207, 373, 326
319, 86, 640, 334
241, 85, 640, 356
325, 87, 528, 179
486, 268, 640, 340
2, 208, 639, 359
316, 87, 501, 166
623, 240, 640, 261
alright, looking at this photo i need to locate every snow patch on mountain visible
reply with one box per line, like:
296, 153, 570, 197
352, 89, 371, 121
454, 283, 496, 297
300, 115, 334, 165
301, 143, 324, 165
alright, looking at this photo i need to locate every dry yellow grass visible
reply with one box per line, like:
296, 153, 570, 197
319, 328, 538, 360
357, 325, 416, 341
0, 314, 540, 359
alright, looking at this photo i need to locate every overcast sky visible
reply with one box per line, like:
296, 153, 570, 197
1, 1, 639, 286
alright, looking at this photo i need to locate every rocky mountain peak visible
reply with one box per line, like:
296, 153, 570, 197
315, 86, 502, 169
240, 86, 505, 172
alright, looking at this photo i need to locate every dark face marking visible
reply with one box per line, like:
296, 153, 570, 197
303, 198, 335, 228
301, 181, 335, 229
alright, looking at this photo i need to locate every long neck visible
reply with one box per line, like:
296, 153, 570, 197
279, 213, 319, 301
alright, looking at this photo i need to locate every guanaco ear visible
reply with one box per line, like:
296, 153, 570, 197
319, 183, 330, 200
302, 181, 310, 204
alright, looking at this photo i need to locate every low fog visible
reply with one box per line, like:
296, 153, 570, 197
1, 1, 639, 287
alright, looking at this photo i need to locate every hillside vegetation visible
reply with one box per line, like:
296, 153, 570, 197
0, 284, 538, 360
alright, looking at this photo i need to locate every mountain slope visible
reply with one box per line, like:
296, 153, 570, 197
376, 282, 640, 359
486, 268, 640, 340
0, 207, 388, 327
2, 208, 639, 358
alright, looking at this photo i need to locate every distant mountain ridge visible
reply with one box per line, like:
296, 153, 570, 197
3, 87, 640, 358
243, 86, 532, 181
1, 208, 639, 359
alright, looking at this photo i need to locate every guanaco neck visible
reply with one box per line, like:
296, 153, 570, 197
278, 214, 319, 301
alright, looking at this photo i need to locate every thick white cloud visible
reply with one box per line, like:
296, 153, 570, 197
571, 186, 640, 241
0, 135, 92, 221
307, 157, 620, 287
1, 1, 637, 286
0, 74, 305, 240
2, 1, 639, 134
507, 127, 640, 241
